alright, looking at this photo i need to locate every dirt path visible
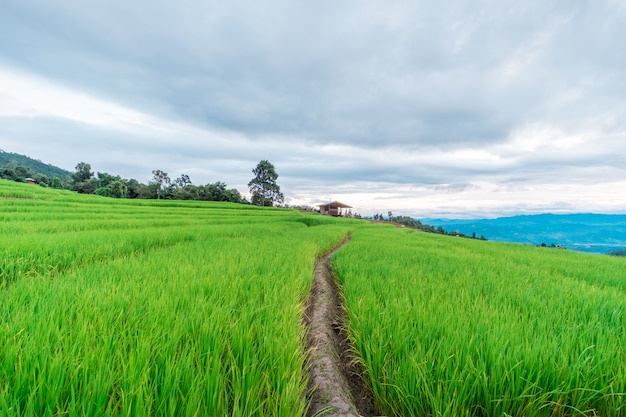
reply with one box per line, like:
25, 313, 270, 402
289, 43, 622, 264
303, 236, 378, 417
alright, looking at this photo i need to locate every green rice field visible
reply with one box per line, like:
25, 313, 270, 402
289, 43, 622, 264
2, 179, 626, 416
0, 180, 355, 416
333, 226, 626, 416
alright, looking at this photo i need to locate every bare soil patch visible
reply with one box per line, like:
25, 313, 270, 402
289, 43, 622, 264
303, 236, 378, 417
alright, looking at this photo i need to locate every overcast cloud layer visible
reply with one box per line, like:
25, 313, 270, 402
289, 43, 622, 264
1, 0, 626, 217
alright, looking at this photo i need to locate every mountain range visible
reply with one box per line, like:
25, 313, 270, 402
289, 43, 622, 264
423, 213, 626, 254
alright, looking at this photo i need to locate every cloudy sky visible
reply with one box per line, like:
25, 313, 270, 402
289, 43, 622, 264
1, 0, 625, 218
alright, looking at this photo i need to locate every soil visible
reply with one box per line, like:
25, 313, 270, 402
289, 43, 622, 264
303, 236, 379, 417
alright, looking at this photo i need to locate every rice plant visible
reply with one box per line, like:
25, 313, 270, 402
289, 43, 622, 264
334, 225, 626, 417
0, 180, 354, 416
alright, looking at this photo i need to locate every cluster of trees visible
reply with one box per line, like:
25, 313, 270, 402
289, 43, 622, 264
1, 151, 286, 207
538, 243, 566, 249
70, 161, 286, 205
69, 163, 246, 203
372, 212, 392, 221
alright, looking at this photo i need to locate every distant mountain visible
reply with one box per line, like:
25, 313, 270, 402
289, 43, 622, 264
422, 213, 626, 254
0, 150, 71, 178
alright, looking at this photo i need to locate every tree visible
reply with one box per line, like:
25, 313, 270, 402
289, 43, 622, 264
71, 162, 96, 193
173, 174, 191, 189
15, 166, 31, 180
33, 173, 49, 186
224, 187, 244, 204
73, 162, 93, 183
248, 160, 284, 206
197, 182, 244, 203
0, 167, 18, 181
124, 178, 143, 199
50, 177, 63, 189
107, 180, 127, 198
151, 170, 171, 199
94, 172, 127, 198
74, 178, 98, 194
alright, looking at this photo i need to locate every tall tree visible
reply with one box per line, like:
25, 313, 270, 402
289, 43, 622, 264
151, 170, 171, 199
72, 162, 93, 183
173, 174, 191, 189
248, 160, 284, 206
72, 162, 97, 194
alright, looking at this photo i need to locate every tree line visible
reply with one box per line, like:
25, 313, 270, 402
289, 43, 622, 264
0, 153, 285, 207
70, 162, 247, 203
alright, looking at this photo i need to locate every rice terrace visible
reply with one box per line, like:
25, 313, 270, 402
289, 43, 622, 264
2, 179, 626, 417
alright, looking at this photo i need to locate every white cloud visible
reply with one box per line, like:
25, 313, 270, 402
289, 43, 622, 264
0, 67, 152, 131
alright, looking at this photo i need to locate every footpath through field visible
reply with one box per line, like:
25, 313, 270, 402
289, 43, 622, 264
303, 235, 377, 417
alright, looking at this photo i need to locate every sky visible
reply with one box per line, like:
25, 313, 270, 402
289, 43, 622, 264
1, 0, 626, 218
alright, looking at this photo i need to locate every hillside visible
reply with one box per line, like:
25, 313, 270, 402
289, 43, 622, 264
423, 213, 626, 254
2, 179, 626, 416
0, 149, 72, 178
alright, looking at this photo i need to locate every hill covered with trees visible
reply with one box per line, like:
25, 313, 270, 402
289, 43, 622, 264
0, 149, 72, 186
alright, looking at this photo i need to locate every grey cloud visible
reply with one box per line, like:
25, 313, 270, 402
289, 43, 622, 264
2, 0, 626, 216
7, 0, 625, 150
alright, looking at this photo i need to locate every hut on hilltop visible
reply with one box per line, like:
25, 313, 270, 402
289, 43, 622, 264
318, 201, 352, 217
